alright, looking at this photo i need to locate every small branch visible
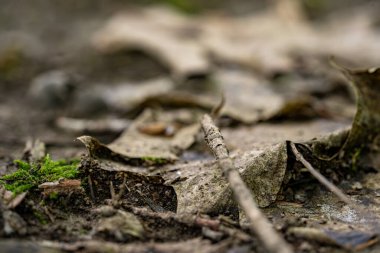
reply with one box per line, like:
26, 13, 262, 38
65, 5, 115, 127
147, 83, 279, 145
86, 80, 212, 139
87, 175, 95, 202
291, 142, 380, 236
42, 206, 55, 223
211, 93, 225, 120
131, 207, 252, 242
112, 175, 127, 205
201, 114, 293, 253
290, 142, 353, 205
109, 181, 116, 200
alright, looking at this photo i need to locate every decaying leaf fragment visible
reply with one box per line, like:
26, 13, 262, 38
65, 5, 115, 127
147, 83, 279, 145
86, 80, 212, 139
77, 109, 199, 210
78, 63, 380, 217
93, 7, 209, 81
159, 119, 347, 214
213, 70, 285, 123
92, 3, 380, 83
159, 143, 288, 214
143, 69, 288, 124
80, 156, 176, 211
93, 210, 145, 240
42, 237, 222, 253
0, 187, 28, 236
288, 227, 378, 251
307, 66, 380, 167
161, 65, 380, 214
23, 139, 46, 163
100, 78, 174, 113
78, 109, 200, 163
339, 67, 380, 162
0, 186, 27, 209
56, 117, 130, 134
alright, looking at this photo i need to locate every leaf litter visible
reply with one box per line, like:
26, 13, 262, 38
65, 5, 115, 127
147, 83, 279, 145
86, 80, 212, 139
1, 1, 380, 253
70, 64, 380, 252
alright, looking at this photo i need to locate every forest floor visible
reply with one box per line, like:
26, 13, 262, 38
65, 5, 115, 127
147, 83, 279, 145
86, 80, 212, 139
1, 1, 380, 252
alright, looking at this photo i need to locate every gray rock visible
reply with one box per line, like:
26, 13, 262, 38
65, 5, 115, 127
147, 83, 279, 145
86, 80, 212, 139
3, 210, 27, 235
28, 70, 76, 108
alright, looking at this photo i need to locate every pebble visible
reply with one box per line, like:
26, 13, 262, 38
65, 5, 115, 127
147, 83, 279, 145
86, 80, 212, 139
351, 182, 363, 190
28, 70, 76, 108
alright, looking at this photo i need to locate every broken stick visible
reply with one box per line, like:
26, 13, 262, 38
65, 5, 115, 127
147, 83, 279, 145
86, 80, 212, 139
201, 114, 293, 253
290, 142, 353, 205
290, 142, 380, 234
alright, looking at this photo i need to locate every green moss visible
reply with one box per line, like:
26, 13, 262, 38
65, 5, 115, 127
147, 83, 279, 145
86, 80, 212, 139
0, 154, 79, 194
33, 210, 48, 225
153, 0, 200, 14
141, 156, 168, 165
0, 46, 24, 81
351, 147, 363, 171
49, 191, 59, 200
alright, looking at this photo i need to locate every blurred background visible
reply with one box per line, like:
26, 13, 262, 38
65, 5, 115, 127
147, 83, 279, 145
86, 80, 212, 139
0, 0, 379, 159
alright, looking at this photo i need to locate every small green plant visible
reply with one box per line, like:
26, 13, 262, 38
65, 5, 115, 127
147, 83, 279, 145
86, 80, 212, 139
148, 0, 200, 14
33, 209, 48, 225
141, 156, 168, 165
350, 146, 363, 171
0, 154, 79, 194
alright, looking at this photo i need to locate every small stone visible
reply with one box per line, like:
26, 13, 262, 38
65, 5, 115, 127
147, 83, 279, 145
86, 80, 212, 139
94, 210, 144, 240
92, 205, 117, 217
294, 190, 307, 203
351, 182, 363, 190
71, 86, 108, 116
202, 227, 223, 241
3, 210, 27, 235
28, 70, 76, 108
298, 241, 313, 252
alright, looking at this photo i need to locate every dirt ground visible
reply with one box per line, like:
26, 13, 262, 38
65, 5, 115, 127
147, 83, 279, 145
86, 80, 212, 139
1, 1, 380, 253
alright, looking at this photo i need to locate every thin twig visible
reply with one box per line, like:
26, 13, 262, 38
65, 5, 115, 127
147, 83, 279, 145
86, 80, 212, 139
131, 207, 252, 242
109, 181, 115, 200
211, 93, 225, 120
42, 206, 55, 223
290, 142, 353, 205
201, 114, 293, 253
87, 175, 95, 202
113, 175, 127, 205
290, 142, 380, 234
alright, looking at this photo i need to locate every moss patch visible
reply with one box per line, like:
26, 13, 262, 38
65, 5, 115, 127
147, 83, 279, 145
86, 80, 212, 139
153, 0, 200, 14
0, 154, 79, 194
141, 156, 168, 165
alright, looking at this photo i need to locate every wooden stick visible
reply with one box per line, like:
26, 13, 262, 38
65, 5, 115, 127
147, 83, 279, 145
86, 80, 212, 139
290, 142, 353, 205
87, 175, 95, 202
291, 142, 380, 236
201, 114, 293, 253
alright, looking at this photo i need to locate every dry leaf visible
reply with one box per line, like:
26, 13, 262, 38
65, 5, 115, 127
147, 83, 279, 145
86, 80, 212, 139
78, 64, 380, 215
79, 109, 200, 163
339, 67, 380, 154
99, 78, 174, 113
93, 7, 210, 81
158, 142, 288, 214
56, 117, 130, 134
94, 210, 145, 240
288, 227, 378, 250
158, 65, 380, 214
0, 186, 27, 209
